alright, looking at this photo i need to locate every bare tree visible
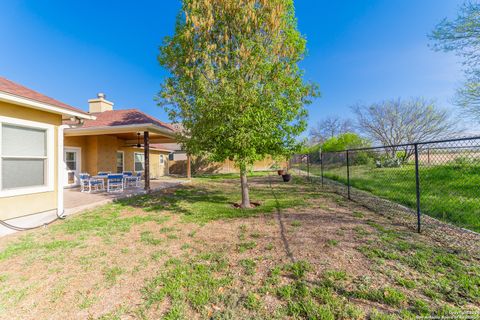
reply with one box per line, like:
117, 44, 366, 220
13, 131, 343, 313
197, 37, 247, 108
430, 1, 480, 121
352, 98, 458, 160
309, 116, 353, 144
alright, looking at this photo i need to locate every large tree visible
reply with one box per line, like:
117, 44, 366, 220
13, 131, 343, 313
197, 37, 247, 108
309, 116, 353, 144
430, 1, 480, 121
158, 0, 317, 208
352, 98, 457, 160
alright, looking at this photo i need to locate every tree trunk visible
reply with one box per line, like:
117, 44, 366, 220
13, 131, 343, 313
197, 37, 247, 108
240, 167, 251, 208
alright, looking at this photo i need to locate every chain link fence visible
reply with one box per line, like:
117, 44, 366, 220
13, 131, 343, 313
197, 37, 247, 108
290, 136, 480, 251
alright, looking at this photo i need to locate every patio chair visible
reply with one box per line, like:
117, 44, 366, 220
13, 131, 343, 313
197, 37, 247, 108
107, 174, 124, 192
79, 173, 104, 193
124, 172, 141, 188
97, 171, 110, 176
79, 173, 90, 192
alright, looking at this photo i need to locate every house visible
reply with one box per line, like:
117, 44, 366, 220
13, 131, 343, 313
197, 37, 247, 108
154, 143, 186, 161
0, 77, 93, 225
0, 77, 176, 233
63, 93, 175, 187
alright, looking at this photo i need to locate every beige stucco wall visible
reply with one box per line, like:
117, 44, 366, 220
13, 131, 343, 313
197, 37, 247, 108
120, 146, 168, 178
64, 135, 170, 179
0, 101, 61, 220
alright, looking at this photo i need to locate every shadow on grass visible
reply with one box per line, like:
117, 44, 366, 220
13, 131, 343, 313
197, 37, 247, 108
116, 185, 230, 216
115, 175, 313, 224
266, 175, 295, 263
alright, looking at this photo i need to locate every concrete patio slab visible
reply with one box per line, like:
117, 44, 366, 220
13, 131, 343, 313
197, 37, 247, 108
64, 179, 188, 215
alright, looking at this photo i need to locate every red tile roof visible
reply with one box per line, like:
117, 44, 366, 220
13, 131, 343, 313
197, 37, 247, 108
0, 77, 89, 115
79, 109, 175, 132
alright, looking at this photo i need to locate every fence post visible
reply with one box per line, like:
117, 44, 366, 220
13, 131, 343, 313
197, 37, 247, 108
320, 151, 324, 187
414, 143, 421, 233
306, 154, 310, 182
346, 150, 351, 200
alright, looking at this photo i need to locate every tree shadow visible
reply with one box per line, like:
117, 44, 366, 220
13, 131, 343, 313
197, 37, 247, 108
265, 175, 296, 263
115, 184, 230, 217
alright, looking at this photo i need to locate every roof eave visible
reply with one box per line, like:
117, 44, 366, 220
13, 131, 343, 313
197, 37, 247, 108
0, 91, 94, 120
64, 123, 176, 138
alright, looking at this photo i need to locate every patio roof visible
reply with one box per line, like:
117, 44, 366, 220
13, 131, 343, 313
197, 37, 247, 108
64, 109, 176, 143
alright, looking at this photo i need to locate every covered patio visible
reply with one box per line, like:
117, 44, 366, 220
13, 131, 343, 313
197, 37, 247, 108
62, 95, 195, 191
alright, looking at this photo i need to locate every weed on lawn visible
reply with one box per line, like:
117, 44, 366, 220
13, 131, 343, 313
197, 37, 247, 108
237, 241, 257, 253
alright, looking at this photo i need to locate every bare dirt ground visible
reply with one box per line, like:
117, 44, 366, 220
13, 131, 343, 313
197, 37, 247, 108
0, 176, 478, 319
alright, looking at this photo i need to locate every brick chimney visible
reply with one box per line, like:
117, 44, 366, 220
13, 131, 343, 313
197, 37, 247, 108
88, 93, 114, 113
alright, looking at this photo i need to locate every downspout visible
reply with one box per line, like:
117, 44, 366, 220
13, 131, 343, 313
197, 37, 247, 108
57, 124, 69, 218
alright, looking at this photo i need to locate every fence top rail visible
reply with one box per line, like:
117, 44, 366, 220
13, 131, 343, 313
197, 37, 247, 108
320, 136, 480, 154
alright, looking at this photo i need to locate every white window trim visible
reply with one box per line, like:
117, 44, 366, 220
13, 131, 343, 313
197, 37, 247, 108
64, 146, 82, 187
134, 152, 145, 172
116, 151, 125, 173
64, 146, 82, 171
0, 115, 55, 198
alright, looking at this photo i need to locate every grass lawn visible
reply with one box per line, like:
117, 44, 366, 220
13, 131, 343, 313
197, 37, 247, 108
0, 173, 478, 319
304, 163, 480, 233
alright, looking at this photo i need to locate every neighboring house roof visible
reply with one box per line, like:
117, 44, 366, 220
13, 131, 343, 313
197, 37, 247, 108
0, 76, 91, 118
151, 144, 178, 152
170, 123, 184, 132
149, 144, 175, 152
78, 109, 174, 132
151, 143, 182, 152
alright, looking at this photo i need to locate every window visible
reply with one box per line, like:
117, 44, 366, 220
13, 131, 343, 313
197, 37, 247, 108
160, 154, 164, 165
65, 151, 76, 170
134, 152, 145, 172
168, 152, 174, 161
0, 117, 54, 197
116, 151, 124, 173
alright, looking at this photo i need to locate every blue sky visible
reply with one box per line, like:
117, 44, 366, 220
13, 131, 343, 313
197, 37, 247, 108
0, 0, 467, 133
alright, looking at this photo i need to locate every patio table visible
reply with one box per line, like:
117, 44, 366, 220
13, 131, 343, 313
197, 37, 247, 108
92, 175, 140, 190
92, 175, 131, 179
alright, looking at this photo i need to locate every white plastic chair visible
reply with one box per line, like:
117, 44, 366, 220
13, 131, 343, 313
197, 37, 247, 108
79, 173, 104, 193
107, 174, 124, 192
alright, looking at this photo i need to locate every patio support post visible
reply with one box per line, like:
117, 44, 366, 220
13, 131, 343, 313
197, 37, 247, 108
144, 131, 150, 192
186, 154, 191, 179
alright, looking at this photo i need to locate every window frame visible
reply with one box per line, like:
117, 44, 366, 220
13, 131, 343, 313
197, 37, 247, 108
64, 146, 82, 187
116, 151, 125, 173
134, 152, 145, 172
0, 116, 55, 197
65, 150, 77, 171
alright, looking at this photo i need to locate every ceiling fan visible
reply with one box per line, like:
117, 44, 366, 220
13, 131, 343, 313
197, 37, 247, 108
125, 132, 143, 148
